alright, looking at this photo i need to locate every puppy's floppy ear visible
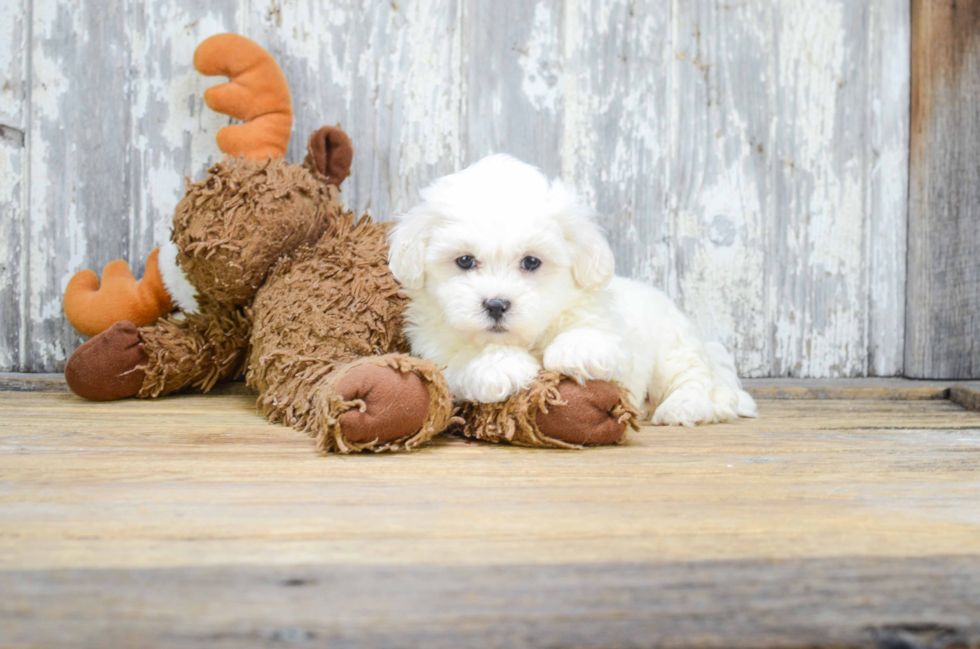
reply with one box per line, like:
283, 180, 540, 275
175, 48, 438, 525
551, 180, 615, 291
388, 204, 438, 290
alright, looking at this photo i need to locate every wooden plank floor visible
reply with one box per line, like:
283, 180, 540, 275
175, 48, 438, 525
2, 386, 980, 648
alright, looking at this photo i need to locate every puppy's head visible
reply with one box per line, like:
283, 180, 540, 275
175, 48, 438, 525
389, 154, 614, 347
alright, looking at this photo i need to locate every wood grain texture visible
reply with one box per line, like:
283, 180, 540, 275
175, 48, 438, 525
2, 391, 980, 571
462, 0, 564, 177
3, 558, 980, 649
0, 372, 67, 391
766, 2, 876, 378
744, 377, 953, 401
1, 0, 911, 377
907, 0, 980, 379
950, 385, 980, 413
9, 372, 980, 402
26, 0, 134, 372
0, 0, 28, 371
2, 390, 980, 647
868, 1, 911, 377
563, 0, 672, 321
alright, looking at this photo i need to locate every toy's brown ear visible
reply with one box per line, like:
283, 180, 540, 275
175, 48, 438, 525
304, 125, 353, 187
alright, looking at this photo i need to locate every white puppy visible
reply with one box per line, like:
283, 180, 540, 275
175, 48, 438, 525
388, 155, 758, 426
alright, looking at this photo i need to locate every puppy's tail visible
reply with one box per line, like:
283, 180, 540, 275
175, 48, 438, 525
704, 341, 758, 421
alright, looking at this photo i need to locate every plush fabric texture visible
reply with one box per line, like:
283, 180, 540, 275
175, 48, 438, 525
456, 371, 639, 449
63, 132, 454, 453
335, 362, 431, 444
247, 213, 453, 453
158, 238, 200, 314
64, 321, 148, 401
311, 355, 452, 453
194, 33, 293, 160
137, 299, 252, 399
536, 378, 638, 445
61, 33, 454, 454
63, 248, 174, 337
172, 156, 337, 308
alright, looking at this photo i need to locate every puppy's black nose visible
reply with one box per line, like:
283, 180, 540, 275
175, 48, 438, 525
483, 298, 511, 322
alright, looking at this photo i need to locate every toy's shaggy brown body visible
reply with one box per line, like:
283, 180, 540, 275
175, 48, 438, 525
68, 145, 455, 452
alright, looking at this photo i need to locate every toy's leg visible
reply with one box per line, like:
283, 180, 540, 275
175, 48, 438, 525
244, 214, 454, 453
64, 309, 250, 401
136, 309, 251, 397
456, 371, 639, 449
250, 353, 454, 453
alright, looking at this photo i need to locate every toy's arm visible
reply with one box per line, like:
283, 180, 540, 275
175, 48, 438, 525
137, 306, 251, 397
65, 305, 250, 401
456, 371, 639, 448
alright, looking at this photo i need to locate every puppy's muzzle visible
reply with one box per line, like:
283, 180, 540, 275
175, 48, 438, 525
483, 298, 511, 323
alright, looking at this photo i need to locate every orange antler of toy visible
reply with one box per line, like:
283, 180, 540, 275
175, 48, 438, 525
64, 249, 174, 337
194, 33, 293, 160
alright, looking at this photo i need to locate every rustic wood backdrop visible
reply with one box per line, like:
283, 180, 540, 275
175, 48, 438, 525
1, 0, 911, 377
907, 0, 980, 379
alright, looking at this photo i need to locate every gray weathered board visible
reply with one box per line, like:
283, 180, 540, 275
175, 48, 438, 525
4, 559, 980, 648
907, 0, 980, 379
1, 1, 911, 377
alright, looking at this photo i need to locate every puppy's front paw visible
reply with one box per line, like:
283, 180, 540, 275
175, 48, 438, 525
543, 330, 622, 383
453, 349, 541, 403
651, 387, 716, 427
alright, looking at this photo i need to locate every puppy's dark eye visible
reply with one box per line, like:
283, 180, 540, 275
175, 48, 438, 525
521, 256, 541, 272
456, 255, 477, 270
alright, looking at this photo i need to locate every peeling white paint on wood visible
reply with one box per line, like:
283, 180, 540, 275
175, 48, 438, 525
0, 0, 28, 371
868, 1, 910, 377
0, 0, 910, 377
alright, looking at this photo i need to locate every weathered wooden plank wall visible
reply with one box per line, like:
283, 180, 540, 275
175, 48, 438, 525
0, 0, 910, 377
0, 0, 29, 371
907, 0, 980, 379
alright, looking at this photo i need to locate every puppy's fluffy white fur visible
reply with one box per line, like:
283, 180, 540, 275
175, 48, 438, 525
389, 155, 758, 426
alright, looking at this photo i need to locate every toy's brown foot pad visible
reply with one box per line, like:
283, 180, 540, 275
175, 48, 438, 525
64, 321, 147, 401
536, 379, 628, 445
335, 364, 430, 444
